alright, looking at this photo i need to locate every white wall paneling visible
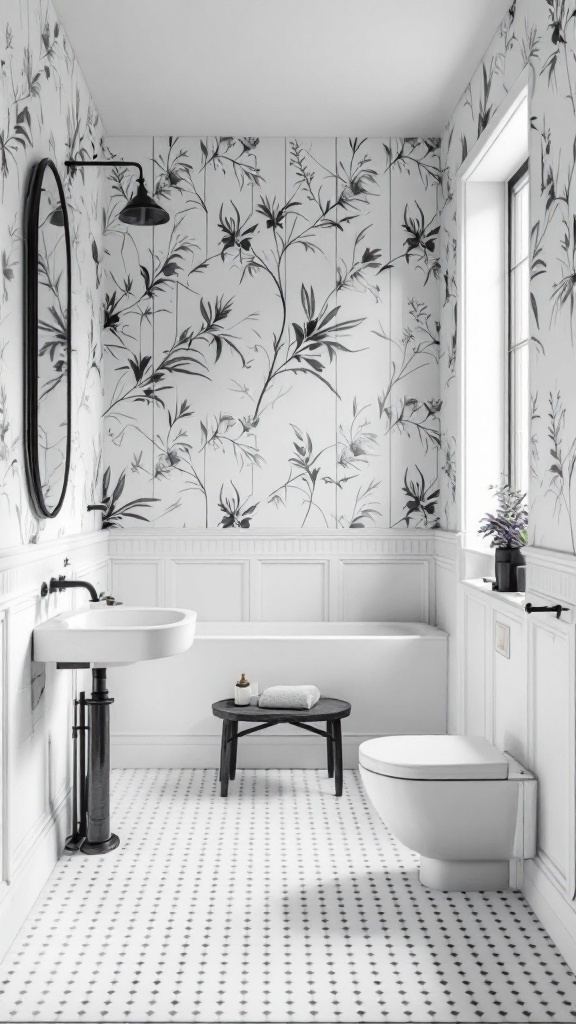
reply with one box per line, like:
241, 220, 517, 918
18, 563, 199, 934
110, 560, 161, 608
0, 532, 109, 962
0, 610, 7, 894
441, 531, 576, 971
341, 559, 429, 622
491, 609, 527, 763
432, 530, 460, 731
108, 529, 437, 624
258, 561, 328, 621
170, 560, 249, 621
527, 608, 575, 902
462, 591, 488, 736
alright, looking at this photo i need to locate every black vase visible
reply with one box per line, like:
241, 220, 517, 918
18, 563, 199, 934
494, 547, 526, 592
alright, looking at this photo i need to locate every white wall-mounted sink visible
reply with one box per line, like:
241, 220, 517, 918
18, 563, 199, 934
33, 606, 197, 666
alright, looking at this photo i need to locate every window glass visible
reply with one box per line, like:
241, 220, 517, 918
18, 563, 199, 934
508, 166, 529, 496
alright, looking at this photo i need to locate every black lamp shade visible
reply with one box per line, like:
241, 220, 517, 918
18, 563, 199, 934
119, 181, 169, 226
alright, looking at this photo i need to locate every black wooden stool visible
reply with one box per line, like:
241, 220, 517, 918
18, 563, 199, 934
212, 697, 351, 797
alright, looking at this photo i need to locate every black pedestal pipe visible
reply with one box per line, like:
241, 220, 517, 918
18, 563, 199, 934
66, 669, 119, 856
82, 668, 119, 855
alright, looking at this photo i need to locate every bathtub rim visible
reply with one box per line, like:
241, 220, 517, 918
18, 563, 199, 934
193, 621, 448, 641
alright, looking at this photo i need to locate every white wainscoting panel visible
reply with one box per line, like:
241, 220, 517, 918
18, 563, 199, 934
111, 559, 160, 607
433, 532, 459, 732
491, 609, 527, 763
462, 592, 487, 735
108, 529, 437, 623
341, 559, 428, 621
528, 610, 575, 902
171, 560, 248, 620
259, 560, 328, 620
0, 532, 109, 962
446, 539, 576, 974
0, 610, 6, 891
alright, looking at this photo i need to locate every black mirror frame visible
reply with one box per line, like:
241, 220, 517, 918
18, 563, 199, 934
24, 158, 72, 519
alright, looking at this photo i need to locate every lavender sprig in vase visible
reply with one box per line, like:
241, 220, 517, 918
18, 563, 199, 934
478, 484, 528, 593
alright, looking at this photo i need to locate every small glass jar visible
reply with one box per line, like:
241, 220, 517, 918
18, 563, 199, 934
234, 673, 251, 706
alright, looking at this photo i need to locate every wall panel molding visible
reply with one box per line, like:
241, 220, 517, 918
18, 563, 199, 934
0, 610, 7, 889
109, 528, 438, 623
526, 546, 576, 606
526, 610, 576, 902
448, 542, 576, 961
108, 528, 439, 558
0, 532, 108, 604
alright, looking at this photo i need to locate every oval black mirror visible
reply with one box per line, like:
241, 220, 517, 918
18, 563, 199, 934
24, 159, 72, 518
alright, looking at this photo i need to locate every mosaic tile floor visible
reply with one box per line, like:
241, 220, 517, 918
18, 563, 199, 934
1, 769, 576, 1023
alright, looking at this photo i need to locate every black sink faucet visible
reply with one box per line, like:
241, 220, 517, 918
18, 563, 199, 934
41, 575, 99, 602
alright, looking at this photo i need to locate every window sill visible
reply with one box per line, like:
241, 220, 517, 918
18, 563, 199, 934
461, 578, 526, 611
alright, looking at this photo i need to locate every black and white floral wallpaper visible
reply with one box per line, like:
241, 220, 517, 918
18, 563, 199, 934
5, 0, 572, 546
0, 0, 103, 548
102, 136, 441, 529
440, 0, 576, 554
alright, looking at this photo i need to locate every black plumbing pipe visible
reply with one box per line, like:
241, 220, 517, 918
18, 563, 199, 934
82, 669, 119, 856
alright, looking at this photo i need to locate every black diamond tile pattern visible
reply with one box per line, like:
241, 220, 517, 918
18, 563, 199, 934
0, 769, 575, 1022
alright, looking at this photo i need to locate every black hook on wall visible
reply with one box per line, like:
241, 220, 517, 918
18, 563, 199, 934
525, 602, 568, 620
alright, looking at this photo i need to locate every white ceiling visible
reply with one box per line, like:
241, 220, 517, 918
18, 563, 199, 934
55, 0, 511, 137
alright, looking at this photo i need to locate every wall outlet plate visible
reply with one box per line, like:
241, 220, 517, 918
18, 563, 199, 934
495, 621, 510, 658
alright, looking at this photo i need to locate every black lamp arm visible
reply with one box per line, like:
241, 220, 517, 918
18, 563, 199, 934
65, 159, 145, 186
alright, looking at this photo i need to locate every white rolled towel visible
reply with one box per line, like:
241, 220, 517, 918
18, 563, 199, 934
258, 685, 321, 710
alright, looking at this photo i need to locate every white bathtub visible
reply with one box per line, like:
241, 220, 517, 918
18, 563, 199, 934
110, 621, 448, 769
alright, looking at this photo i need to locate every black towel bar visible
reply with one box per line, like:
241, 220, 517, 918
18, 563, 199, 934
525, 602, 568, 619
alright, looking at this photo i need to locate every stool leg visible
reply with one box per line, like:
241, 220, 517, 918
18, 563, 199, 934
229, 722, 238, 781
333, 719, 343, 797
219, 721, 230, 797
326, 720, 334, 778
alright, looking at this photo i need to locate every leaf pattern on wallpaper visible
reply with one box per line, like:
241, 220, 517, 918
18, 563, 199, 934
439, 0, 576, 552
103, 134, 441, 529
546, 389, 576, 552
397, 467, 440, 529
0, 0, 103, 548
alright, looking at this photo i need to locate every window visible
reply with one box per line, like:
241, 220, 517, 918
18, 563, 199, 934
508, 162, 530, 496
459, 77, 529, 543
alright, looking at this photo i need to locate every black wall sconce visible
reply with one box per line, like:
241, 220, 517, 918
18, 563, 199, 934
65, 159, 170, 226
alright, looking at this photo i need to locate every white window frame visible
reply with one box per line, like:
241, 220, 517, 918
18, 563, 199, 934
507, 162, 530, 496
457, 71, 530, 553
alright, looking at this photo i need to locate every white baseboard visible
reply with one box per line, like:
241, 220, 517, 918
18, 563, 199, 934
0, 786, 70, 963
523, 858, 576, 974
111, 732, 375, 769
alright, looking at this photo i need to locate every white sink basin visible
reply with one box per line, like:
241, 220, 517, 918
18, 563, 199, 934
33, 606, 197, 666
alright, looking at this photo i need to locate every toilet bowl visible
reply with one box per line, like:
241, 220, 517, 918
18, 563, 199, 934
359, 734, 536, 891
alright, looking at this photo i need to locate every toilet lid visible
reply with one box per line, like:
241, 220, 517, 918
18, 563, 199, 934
359, 735, 510, 780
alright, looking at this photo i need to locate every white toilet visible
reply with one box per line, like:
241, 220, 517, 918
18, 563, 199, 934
359, 734, 536, 891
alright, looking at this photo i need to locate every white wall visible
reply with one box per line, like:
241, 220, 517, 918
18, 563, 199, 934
0, 533, 108, 961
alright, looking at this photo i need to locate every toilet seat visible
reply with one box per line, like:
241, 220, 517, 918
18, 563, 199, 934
359, 734, 510, 781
